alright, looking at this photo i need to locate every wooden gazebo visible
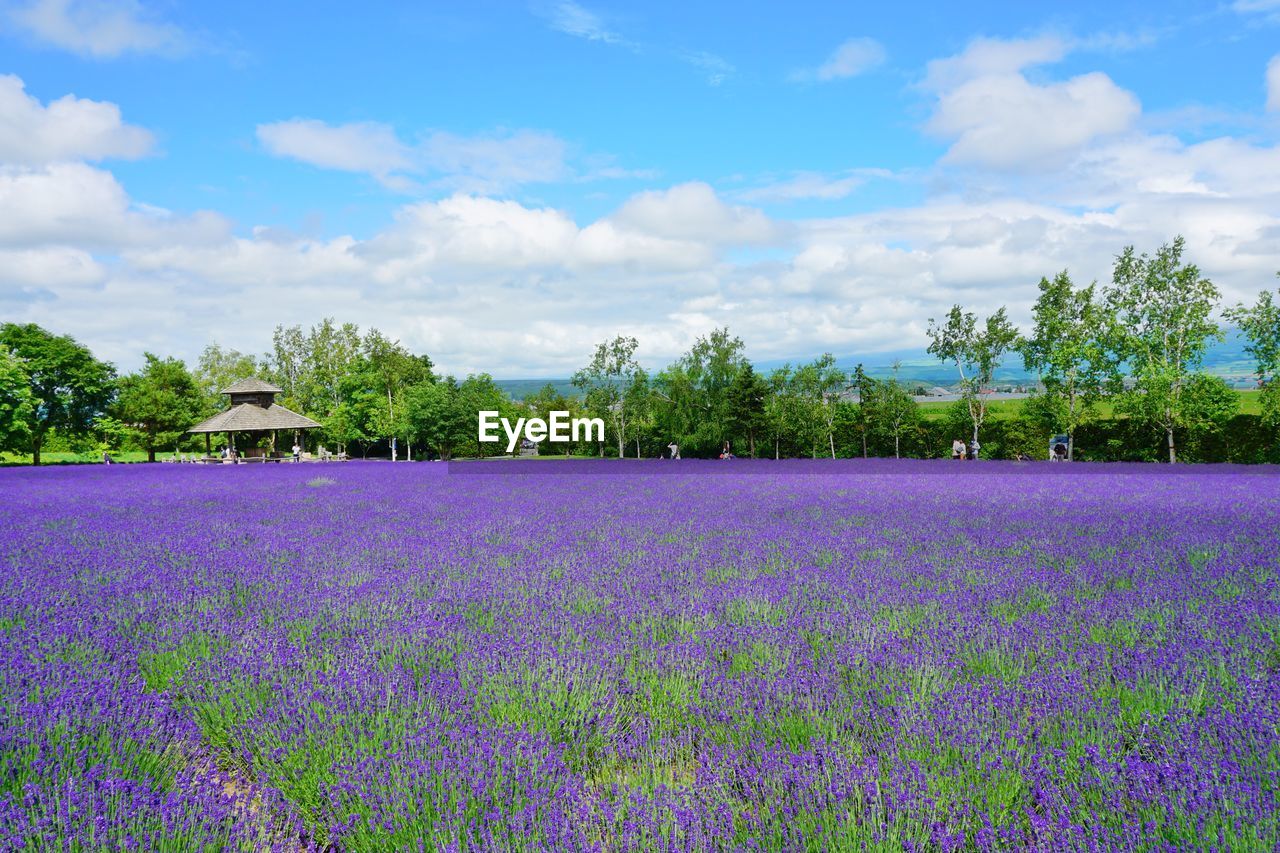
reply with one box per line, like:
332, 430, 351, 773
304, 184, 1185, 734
187, 378, 321, 458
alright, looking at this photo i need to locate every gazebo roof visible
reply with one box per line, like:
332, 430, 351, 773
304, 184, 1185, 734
188, 403, 321, 434
221, 377, 283, 395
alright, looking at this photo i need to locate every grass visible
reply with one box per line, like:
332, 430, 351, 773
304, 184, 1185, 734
1, 450, 153, 465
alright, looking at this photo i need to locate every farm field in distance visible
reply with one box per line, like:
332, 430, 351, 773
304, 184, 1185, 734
1, 461, 1277, 850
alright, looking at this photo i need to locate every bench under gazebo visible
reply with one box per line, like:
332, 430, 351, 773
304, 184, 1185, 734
188, 378, 322, 462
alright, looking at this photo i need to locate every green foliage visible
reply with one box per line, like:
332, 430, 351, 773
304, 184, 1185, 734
653, 328, 749, 456
193, 343, 262, 418
0, 322, 116, 465
401, 379, 470, 460
726, 363, 768, 457
1020, 271, 1110, 459
926, 305, 1021, 445
572, 335, 641, 457
864, 373, 920, 459
1225, 276, 1280, 428
1105, 236, 1223, 462
793, 354, 846, 458
113, 353, 204, 462
0, 345, 34, 454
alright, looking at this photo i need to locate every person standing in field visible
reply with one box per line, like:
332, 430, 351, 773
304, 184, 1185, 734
667, 442, 680, 460
952, 438, 965, 460
969, 438, 980, 460
292, 442, 301, 462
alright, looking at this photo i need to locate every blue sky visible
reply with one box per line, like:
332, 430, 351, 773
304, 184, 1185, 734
1, 1, 1279, 376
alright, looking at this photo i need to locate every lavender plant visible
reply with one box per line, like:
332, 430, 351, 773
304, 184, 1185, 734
1, 460, 1277, 850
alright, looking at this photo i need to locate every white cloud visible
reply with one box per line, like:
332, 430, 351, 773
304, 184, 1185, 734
737, 170, 891, 203
610, 182, 778, 245
0, 162, 228, 249
541, 1, 621, 44
8, 0, 187, 58
256, 120, 414, 184
0, 246, 103, 289
1268, 55, 1280, 111
257, 120, 586, 192
924, 36, 1140, 171
6, 167, 1280, 376
923, 35, 1065, 90
7, 66, 1280, 377
0, 74, 153, 165
421, 130, 570, 192
679, 50, 735, 86
792, 37, 886, 82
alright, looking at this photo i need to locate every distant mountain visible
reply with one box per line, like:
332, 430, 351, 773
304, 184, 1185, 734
495, 330, 1260, 400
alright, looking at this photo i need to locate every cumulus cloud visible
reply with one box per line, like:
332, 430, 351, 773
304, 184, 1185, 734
923, 36, 1140, 171
0, 74, 153, 165
256, 119, 414, 184
791, 37, 886, 82
609, 182, 778, 245
0, 162, 229, 248
6, 62, 1280, 378
7, 0, 187, 58
7, 165, 1280, 376
257, 120, 586, 192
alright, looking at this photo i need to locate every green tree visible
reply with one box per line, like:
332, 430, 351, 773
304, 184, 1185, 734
764, 365, 815, 458
1104, 236, 1222, 463
402, 379, 472, 461
0, 323, 115, 465
114, 354, 204, 462
194, 343, 261, 417
794, 354, 846, 458
309, 319, 364, 414
659, 328, 748, 455
457, 374, 514, 457
0, 345, 34, 454
1224, 274, 1280, 428
725, 363, 768, 457
1020, 271, 1110, 460
622, 368, 652, 458
926, 305, 1021, 451
572, 335, 641, 458
867, 373, 919, 459
849, 363, 875, 458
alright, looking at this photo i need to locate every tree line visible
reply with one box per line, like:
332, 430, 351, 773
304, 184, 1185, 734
2, 236, 1277, 464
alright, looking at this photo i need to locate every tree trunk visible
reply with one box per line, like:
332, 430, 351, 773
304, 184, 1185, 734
861, 431, 867, 459
1167, 427, 1177, 463
1067, 430, 1074, 462
894, 432, 900, 459
774, 438, 779, 460
748, 431, 756, 458
32, 434, 41, 466
830, 431, 836, 459
147, 447, 156, 463
635, 438, 640, 458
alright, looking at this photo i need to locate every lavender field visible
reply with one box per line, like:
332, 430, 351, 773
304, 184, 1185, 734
1, 461, 1278, 851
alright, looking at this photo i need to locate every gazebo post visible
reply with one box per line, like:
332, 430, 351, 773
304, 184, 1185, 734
205, 434, 211, 456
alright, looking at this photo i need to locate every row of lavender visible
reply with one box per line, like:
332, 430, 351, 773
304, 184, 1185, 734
1, 460, 1277, 850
